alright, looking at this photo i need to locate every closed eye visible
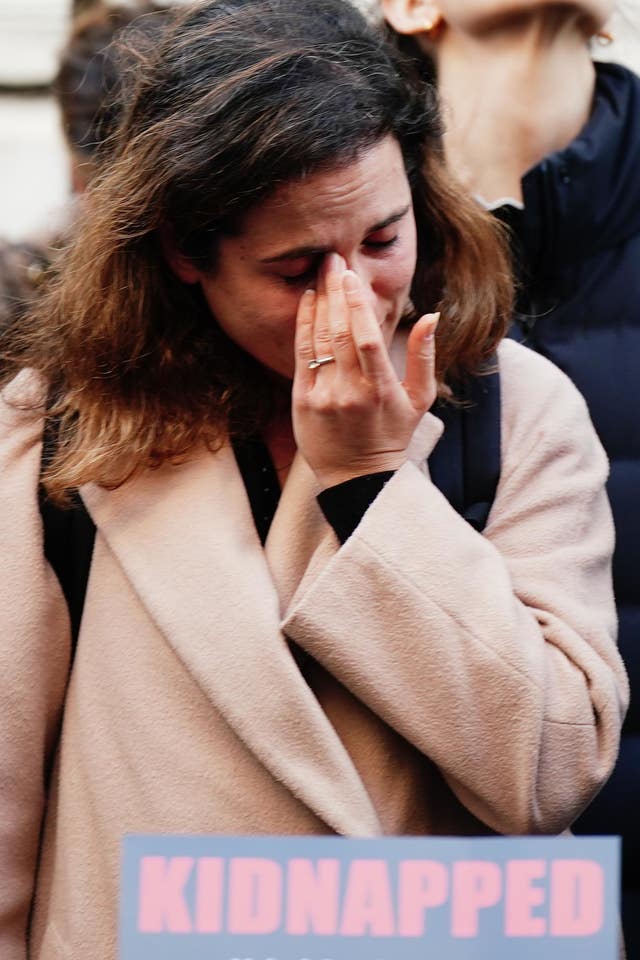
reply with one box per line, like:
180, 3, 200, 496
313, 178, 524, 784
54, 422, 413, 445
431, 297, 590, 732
276, 228, 400, 285
363, 234, 399, 250
280, 261, 319, 286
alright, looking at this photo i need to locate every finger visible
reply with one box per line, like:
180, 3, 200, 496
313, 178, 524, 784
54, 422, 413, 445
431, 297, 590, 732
404, 312, 440, 412
342, 269, 394, 383
294, 288, 317, 391
325, 254, 358, 370
312, 261, 333, 363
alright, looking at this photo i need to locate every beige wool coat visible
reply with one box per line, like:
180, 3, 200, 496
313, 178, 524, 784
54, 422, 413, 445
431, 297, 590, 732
0, 338, 628, 960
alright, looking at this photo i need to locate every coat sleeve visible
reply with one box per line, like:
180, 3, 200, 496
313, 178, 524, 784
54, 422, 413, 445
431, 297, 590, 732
0, 372, 71, 960
282, 340, 629, 835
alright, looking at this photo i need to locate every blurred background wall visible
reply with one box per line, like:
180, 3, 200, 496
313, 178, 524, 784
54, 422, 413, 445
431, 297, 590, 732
1, 0, 639, 242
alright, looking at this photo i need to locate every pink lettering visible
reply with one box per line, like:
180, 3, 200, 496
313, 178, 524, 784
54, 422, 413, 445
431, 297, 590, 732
550, 860, 604, 936
286, 858, 340, 935
339, 859, 395, 936
227, 858, 283, 934
505, 859, 546, 936
138, 856, 193, 933
195, 857, 224, 933
451, 860, 502, 938
397, 860, 449, 936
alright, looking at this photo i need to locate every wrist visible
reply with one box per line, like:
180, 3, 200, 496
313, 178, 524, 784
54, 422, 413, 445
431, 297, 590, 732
316, 455, 407, 491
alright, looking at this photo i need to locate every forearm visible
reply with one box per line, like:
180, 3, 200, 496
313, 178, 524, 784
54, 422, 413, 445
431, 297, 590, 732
284, 459, 625, 834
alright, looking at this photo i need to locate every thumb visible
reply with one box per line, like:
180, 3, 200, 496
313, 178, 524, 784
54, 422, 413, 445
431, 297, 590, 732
404, 312, 439, 412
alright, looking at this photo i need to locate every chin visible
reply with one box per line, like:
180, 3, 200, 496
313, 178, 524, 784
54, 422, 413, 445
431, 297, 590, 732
541, 0, 612, 27
543, 0, 613, 29
458, 0, 613, 30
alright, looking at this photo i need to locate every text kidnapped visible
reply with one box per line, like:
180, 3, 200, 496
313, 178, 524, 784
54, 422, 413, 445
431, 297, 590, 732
137, 856, 604, 939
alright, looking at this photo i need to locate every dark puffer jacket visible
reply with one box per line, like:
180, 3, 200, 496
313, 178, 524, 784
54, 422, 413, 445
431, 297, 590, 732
501, 59, 640, 949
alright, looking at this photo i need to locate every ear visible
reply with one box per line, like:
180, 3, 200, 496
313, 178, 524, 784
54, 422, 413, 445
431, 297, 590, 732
159, 224, 201, 284
382, 0, 442, 36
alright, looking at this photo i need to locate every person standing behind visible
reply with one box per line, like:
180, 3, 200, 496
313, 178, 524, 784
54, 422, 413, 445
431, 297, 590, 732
53, 2, 168, 194
0, 4, 171, 347
381, 0, 640, 950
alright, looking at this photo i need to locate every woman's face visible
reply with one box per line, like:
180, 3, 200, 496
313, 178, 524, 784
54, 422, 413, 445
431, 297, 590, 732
434, 0, 615, 32
181, 136, 417, 380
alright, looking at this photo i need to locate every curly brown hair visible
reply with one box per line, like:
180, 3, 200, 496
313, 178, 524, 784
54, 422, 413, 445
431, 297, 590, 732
2, 0, 512, 502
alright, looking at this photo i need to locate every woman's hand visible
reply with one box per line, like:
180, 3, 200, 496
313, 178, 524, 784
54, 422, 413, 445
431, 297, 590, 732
292, 253, 439, 490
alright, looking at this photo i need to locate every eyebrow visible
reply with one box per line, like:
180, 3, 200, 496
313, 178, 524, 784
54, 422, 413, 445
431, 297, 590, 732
260, 204, 411, 264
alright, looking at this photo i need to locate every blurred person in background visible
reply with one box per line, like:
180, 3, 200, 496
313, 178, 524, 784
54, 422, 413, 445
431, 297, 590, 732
0, 3, 170, 345
382, 0, 640, 949
73, 0, 100, 12
54, 1, 167, 194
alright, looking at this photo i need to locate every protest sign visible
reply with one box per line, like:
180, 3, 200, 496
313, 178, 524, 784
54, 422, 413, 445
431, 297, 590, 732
120, 834, 619, 959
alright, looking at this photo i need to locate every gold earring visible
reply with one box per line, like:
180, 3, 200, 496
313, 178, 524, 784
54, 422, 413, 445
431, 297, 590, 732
423, 13, 442, 35
595, 29, 614, 46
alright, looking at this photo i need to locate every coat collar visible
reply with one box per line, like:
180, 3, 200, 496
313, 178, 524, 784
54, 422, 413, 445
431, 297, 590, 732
79, 369, 442, 837
81, 442, 381, 836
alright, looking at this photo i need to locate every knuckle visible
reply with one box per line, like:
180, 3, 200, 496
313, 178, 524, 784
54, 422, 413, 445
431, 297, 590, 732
345, 289, 366, 310
336, 394, 361, 414
331, 329, 352, 351
357, 338, 380, 356
293, 389, 311, 410
315, 393, 337, 416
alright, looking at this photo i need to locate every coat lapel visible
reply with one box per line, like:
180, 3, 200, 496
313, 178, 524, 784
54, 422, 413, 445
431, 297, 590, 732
263, 449, 333, 613
81, 444, 380, 836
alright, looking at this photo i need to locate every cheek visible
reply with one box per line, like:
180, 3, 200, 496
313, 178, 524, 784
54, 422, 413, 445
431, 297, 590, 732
377, 237, 416, 301
201, 270, 296, 334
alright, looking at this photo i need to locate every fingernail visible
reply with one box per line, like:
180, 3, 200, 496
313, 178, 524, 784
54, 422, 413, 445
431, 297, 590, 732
424, 311, 440, 339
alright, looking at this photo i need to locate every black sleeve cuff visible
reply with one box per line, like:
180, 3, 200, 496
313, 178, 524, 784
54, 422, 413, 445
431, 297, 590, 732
317, 471, 395, 544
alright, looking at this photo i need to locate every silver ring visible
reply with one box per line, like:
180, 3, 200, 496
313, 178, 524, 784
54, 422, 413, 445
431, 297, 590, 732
307, 355, 336, 370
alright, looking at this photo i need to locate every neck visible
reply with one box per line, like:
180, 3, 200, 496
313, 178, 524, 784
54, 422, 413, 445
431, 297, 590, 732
433, 10, 597, 203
